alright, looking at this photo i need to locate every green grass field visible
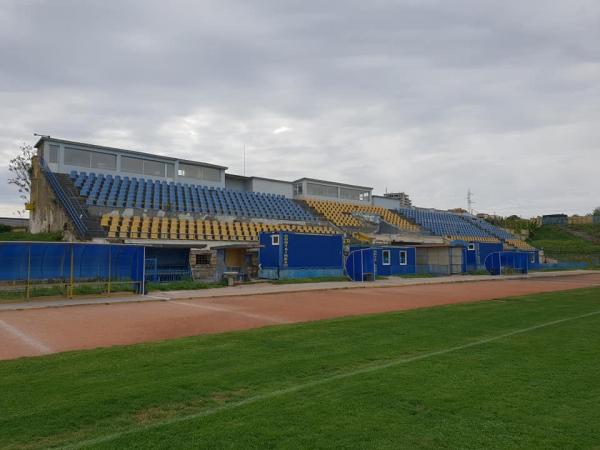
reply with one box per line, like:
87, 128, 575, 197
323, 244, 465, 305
145, 279, 226, 291
1, 287, 600, 449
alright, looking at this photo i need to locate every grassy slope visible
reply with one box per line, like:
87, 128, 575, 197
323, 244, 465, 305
1, 288, 600, 449
528, 225, 600, 263
569, 223, 600, 242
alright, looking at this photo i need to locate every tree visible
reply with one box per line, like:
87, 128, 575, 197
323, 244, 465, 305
8, 143, 34, 201
593, 207, 600, 216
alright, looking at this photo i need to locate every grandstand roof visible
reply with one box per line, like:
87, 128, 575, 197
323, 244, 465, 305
294, 177, 372, 191
34, 136, 228, 170
225, 173, 293, 184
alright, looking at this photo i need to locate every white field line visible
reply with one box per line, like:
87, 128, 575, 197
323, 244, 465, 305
169, 300, 289, 324
60, 308, 600, 450
0, 319, 53, 354
145, 294, 171, 300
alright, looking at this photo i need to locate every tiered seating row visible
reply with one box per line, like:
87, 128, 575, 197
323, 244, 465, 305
305, 199, 419, 231
461, 215, 516, 240
447, 235, 500, 244
505, 239, 536, 251
71, 171, 313, 221
396, 208, 494, 239
101, 214, 335, 241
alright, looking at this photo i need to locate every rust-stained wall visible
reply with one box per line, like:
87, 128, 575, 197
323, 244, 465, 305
28, 156, 72, 238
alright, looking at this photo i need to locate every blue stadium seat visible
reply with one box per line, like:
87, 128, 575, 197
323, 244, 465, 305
69, 171, 315, 221
396, 207, 504, 240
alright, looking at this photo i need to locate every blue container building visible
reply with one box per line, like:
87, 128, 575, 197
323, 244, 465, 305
348, 245, 417, 280
258, 232, 344, 280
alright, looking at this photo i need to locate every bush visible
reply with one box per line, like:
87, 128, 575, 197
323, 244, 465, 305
0, 231, 63, 241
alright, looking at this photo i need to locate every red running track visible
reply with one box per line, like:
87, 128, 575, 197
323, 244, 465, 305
1, 273, 599, 360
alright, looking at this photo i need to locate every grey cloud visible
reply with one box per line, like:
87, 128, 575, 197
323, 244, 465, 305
0, 0, 599, 218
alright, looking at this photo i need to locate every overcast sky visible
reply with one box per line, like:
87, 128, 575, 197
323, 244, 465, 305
1, 0, 599, 218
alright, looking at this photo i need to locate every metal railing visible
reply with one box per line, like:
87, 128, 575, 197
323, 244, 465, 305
40, 159, 89, 239
145, 260, 192, 282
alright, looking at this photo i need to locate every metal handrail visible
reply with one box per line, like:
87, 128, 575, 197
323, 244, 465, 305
39, 159, 89, 239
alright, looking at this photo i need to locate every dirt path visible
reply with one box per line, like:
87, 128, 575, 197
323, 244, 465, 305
1, 273, 599, 361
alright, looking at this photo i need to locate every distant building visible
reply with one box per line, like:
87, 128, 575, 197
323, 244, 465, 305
448, 208, 467, 214
293, 178, 372, 204
0, 217, 29, 229
541, 214, 568, 225
383, 192, 412, 208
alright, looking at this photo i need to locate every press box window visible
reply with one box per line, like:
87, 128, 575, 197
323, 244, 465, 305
121, 156, 144, 174
91, 152, 116, 170
195, 254, 211, 265
64, 147, 92, 168
271, 235, 280, 245
399, 251, 407, 265
178, 163, 221, 182
468, 243, 475, 251
144, 160, 164, 177
48, 144, 59, 163
166, 163, 175, 178
64, 147, 116, 170
382, 250, 391, 265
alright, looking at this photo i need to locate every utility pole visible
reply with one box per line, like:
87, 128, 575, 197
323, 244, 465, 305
243, 143, 246, 176
467, 189, 474, 214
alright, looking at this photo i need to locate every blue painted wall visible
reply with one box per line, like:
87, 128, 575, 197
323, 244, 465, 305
522, 250, 541, 268
286, 233, 344, 268
478, 242, 504, 266
258, 233, 280, 269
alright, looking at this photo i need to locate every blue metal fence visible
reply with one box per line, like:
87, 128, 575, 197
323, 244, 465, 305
533, 262, 589, 271
0, 242, 145, 298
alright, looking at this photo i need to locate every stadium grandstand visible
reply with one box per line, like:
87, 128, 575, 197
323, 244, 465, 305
25, 136, 537, 281
395, 207, 535, 250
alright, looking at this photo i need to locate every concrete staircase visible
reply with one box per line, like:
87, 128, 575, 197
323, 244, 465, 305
54, 173, 106, 238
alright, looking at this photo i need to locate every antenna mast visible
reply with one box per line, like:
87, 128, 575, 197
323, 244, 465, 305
467, 189, 474, 214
